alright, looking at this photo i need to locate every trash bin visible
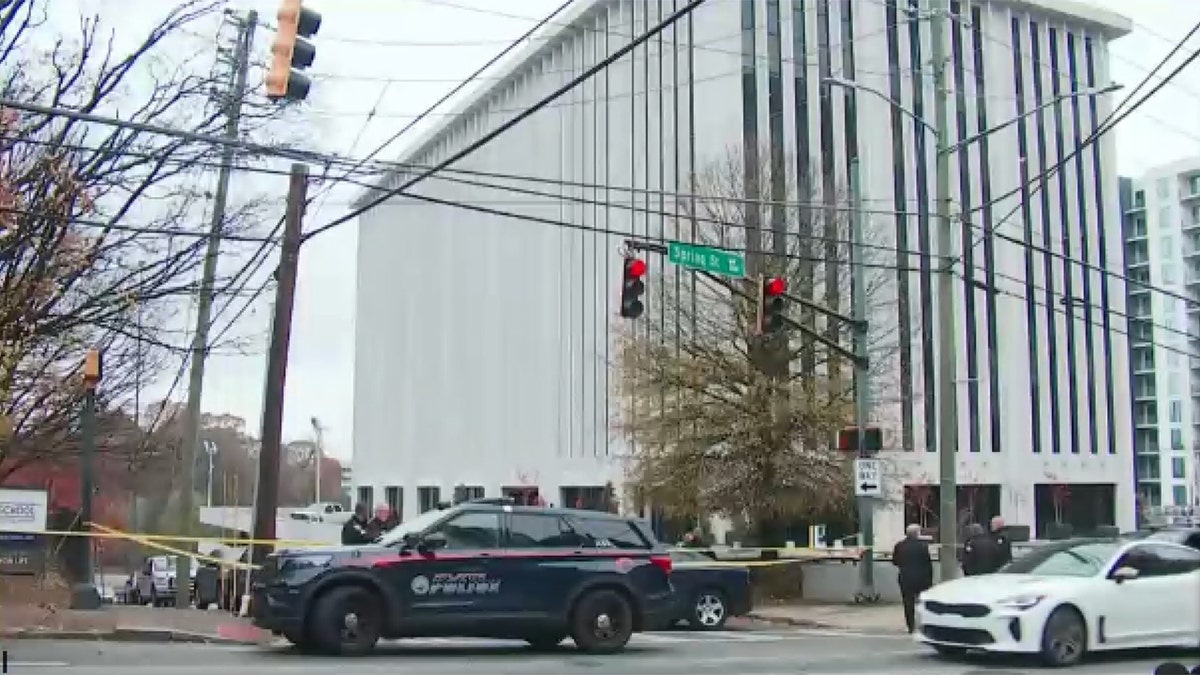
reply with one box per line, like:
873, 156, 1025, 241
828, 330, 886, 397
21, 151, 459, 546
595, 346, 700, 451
194, 566, 219, 609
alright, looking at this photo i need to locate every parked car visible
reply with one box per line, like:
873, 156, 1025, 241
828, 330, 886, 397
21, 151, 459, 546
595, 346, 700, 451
667, 549, 752, 631
916, 536, 1200, 667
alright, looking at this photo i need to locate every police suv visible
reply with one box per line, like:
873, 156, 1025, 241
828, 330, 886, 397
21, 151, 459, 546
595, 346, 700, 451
251, 498, 676, 655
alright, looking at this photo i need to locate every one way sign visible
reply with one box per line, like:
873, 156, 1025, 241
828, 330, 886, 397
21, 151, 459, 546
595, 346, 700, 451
854, 458, 882, 498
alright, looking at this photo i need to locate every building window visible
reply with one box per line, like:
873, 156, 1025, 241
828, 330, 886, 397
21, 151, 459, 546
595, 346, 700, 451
356, 486, 374, 509
451, 485, 485, 504
1190, 175, 1200, 195
1140, 483, 1162, 507
1162, 264, 1177, 285
1161, 236, 1175, 257
1172, 457, 1187, 479
1157, 177, 1170, 198
1173, 485, 1189, 506
384, 486, 402, 521
1134, 189, 1145, 208
1170, 400, 1184, 424
1171, 428, 1184, 450
418, 486, 442, 513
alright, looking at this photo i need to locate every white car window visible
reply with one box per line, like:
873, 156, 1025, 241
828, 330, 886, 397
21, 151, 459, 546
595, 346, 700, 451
1001, 541, 1119, 577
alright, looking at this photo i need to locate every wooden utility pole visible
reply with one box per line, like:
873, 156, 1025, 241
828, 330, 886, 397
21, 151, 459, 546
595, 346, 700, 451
250, 163, 308, 566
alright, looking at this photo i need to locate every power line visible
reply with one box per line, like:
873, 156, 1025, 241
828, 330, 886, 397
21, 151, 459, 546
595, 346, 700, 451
0, 205, 276, 242
304, 0, 577, 226
954, 17, 1200, 307
302, 0, 710, 243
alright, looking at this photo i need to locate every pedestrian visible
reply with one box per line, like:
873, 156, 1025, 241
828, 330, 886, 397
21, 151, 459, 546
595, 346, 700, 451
960, 523, 990, 576
891, 524, 933, 634
340, 502, 374, 545
988, 515, 1013, 570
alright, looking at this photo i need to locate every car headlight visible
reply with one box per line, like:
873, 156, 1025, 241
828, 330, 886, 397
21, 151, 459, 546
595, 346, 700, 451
280, 555, 333, 572
996, 594, 1044, 610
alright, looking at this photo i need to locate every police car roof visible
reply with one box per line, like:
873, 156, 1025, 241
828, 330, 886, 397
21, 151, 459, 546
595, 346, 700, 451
452, 499, 629, 520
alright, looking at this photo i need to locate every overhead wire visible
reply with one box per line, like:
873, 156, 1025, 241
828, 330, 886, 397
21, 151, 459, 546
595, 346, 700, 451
302, 0, 577, 227
302, 0, 711, 242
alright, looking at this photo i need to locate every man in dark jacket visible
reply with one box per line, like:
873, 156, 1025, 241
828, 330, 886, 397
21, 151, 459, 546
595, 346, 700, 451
340, 503, 374, 545
961, 523, 993, 576
892, 524, 934, 633
988, 516, 1013, 570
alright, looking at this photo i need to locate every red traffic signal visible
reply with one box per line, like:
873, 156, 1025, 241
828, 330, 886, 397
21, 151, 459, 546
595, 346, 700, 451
627, 257, 647, 279
620, 257, 647, 319
758, 276, 787, 335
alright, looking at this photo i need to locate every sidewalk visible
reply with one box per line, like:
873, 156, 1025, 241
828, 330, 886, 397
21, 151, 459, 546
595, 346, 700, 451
748, 601, 906, 634
0, 604, 272, 644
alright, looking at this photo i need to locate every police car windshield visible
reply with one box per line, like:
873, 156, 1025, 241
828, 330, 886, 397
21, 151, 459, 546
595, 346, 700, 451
374, 509, 446, 546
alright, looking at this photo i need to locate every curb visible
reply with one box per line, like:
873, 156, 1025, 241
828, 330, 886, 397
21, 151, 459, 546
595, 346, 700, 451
746, 613, 907, 635
0, 626, 263, 645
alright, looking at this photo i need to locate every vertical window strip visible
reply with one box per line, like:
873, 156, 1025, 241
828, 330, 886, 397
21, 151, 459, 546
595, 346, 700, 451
1066, 32, 1100, 455
950, 1, 981, 453
970, 6, 1002, 454
1030, 22, 1063, 454
1084, 37, 1118, 456
792, 0, 818, 379
885, 0, 915, 451
1048, 28, 1082, 455
908, 0, 937, 452
1011, 17, 1042, 454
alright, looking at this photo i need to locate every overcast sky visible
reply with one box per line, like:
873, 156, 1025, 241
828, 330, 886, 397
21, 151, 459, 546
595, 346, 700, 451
69, 0, 1200, 462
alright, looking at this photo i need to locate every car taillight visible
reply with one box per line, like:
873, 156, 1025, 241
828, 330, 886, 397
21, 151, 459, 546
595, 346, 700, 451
650, 554, 672, 574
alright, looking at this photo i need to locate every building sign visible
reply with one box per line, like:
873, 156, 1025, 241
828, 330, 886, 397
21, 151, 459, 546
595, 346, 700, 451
0, 488, 49, 534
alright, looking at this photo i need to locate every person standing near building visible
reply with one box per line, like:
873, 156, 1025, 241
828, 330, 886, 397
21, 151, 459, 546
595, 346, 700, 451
960, 523, 990, 576
892, 524, 933, 634
988, 516, 1013, 570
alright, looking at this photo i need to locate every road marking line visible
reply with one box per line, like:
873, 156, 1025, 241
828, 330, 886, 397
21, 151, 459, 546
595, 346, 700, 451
7, 662, 72, 667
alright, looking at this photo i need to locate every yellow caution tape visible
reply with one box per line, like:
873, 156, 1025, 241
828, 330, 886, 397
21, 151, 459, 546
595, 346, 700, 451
29, 527, 328, 548
87, 524, 261, 572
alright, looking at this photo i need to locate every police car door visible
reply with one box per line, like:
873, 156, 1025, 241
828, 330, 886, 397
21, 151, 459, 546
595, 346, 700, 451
497, 511, 586, 618
403, 510, 506, 621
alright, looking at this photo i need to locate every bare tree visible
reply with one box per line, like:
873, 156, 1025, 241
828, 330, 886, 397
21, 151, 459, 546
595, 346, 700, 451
614, 145, 898, 544
0, 0, 280, 481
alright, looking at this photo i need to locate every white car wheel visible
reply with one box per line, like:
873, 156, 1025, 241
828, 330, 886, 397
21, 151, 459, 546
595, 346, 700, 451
1040, 606, 1086, 668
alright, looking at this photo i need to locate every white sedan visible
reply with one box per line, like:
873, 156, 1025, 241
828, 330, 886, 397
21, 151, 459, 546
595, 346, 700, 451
915, 537, 1200, 667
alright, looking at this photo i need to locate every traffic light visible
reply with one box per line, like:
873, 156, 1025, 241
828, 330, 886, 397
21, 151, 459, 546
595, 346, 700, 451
620, 256, 647, 319
758, 276, 787, 334
266, 0, 322, 102
837, 426, 883, 453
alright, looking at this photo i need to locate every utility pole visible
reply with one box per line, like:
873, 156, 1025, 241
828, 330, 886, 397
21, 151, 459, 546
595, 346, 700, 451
929, 0, 960, 583
175, 9, 257, 609
251, 163, 309, 566
849, 157, 876, 600
71, 349, 102, 609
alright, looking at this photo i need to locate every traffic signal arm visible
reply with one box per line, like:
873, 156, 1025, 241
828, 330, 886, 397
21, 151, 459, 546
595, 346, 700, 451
700, 270, 865, 367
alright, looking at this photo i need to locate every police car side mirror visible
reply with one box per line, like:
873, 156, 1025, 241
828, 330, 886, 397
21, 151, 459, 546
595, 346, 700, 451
418, 532, 447, 553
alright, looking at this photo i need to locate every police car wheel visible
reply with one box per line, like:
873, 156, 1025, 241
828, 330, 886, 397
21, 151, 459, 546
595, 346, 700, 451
310, 586, 382, 656
688, 589, 728, 631
570, 589, 634, 654
523, 633, 566, 650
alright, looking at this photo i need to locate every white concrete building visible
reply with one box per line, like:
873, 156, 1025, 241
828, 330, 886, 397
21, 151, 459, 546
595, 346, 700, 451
1120, 161, 1200, 511
352, 0, 1136, 543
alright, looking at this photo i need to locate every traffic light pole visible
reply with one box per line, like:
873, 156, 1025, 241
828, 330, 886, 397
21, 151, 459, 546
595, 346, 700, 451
251, 162, 309, 566
849, 157, 877, 602
175, 9, 258, 608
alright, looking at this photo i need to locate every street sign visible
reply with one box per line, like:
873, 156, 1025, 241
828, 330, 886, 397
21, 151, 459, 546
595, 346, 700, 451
667, 241, 745, 278
854, 458, 882, 498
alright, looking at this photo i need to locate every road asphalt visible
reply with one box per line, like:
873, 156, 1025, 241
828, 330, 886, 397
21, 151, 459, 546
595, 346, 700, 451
2, 629, 1192, 674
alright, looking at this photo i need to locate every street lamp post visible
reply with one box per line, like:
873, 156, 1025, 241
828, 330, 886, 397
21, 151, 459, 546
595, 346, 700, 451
310, 417, 323, 503
826, 12, 1120, 581
204, 440, 218, 507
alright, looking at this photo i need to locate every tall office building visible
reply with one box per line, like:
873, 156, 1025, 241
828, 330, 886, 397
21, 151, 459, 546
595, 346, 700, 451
1121, 162, 1200, 513
351, 0, 1135, 543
